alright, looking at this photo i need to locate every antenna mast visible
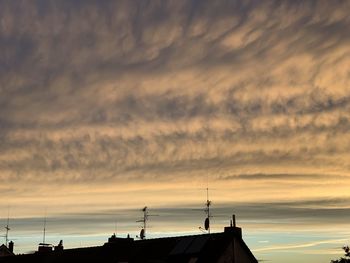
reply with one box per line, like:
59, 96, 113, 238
37, 210, 53, 253
136, 206, 158, 240
5, 213, 10, 247
205, 187, 212, 234
137, 206, 148, 240
43, 216, 46, 244
143, 207, 147, 236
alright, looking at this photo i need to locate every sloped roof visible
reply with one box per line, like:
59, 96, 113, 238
0, 245, 14, 257
0, 227, 258, 263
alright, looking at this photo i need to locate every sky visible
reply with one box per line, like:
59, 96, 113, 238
1, 0, 350, 262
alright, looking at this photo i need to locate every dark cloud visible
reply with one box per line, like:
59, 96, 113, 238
219, 173, 349, 181
4, 197, 350, 240
218, 200, 350, 225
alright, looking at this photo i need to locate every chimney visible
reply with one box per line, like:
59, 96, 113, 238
224, 214, 242, 238
232, 214, 236, 227
54, 240, 64, 252
9, 241, 14, 253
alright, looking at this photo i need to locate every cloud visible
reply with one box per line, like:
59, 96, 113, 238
253, 238, 349, 253
219, 173, 350, 181
1, 2, 350, 256
5, 197, 350, 247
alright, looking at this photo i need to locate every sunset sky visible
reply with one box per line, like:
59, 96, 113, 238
1, 1, 350, 262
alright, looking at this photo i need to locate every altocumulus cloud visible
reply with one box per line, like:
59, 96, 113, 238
1, 0, 350, 221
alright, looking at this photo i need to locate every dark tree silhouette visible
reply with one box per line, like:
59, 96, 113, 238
331, 246, 350, 263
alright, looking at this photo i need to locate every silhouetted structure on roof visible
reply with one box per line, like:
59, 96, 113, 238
0, 243, 14, 258
203, 187, 212, 233
0, 223, 257, 263
136, 206, 158, 240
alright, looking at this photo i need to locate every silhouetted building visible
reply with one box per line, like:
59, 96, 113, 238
0, 244, 14, 258
54, 240, 64, 252
37, 243, 53, 253
0, 225, 257, 263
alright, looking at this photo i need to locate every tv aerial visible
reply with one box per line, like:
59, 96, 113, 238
38, 211, 53, 252
2, 214, 10, 247
5, 217, 10, 247
0, 209, 11, 247
136, 206, 158, 240
42, 215, 47, 244
199, 188, 212, 234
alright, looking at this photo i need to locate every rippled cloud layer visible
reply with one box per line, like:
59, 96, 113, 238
1, 1, 350, 261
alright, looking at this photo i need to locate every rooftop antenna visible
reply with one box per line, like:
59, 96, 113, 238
38, 211, 53, 253
197, 173, 213, 234
136, 206, 158, 240
4, 209, 10, 247
204, 187, 212, 234
205, 171, 212, 231
39, 210, 50, 247
197, 187, 212, 233
43, 215, 46, 244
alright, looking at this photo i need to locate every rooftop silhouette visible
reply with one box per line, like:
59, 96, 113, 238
0, 223, 258, 263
